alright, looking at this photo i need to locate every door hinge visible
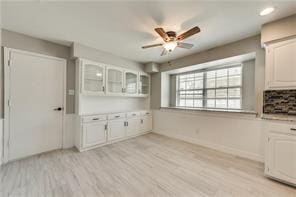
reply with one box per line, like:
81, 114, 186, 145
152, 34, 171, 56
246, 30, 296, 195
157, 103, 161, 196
105, 124, 108, 130
7, 100, 11, 107
8, 59, 11, 66
268, 137, 270, 142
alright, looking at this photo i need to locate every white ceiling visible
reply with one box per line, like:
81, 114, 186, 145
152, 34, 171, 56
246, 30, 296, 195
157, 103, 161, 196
2, 1, 296, 64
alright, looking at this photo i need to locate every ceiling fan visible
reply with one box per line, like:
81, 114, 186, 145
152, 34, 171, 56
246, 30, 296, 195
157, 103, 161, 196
142, 26, 200, 56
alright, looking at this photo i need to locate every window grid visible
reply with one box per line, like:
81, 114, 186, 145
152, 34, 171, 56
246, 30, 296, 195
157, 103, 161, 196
176, 65, 242, 109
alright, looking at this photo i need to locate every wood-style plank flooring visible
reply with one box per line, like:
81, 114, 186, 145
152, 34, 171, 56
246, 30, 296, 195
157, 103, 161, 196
0, 133, 295, 197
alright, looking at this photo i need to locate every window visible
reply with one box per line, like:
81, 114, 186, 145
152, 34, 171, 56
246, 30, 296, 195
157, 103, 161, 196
176, 65, 242, 109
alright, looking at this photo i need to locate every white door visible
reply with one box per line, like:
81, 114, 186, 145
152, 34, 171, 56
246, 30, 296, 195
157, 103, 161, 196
82, 121, 107, 148
6, 49, 66, 161
108, 119, 126, 141
126, 117, 141, 137
266, 133, 296, 185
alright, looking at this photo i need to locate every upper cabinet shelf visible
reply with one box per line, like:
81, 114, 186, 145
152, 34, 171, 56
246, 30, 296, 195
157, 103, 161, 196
265, 37, 296, 90
77, 58, 150, 97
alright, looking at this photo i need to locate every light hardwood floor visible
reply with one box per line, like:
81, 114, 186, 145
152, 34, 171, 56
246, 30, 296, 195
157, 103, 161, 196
0, 133, 295, 197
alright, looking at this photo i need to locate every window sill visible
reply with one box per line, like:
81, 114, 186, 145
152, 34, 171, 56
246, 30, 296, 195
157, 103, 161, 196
160, 107, 258, 116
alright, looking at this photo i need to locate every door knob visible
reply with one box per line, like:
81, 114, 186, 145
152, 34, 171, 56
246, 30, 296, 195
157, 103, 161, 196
54, 107, 63, 111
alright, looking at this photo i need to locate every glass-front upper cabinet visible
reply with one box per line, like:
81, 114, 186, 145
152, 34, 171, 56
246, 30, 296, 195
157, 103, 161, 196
81, 60, 105, 95
124, 70, 138, 96
139, 72, 150, 96
106, 66, 124, 95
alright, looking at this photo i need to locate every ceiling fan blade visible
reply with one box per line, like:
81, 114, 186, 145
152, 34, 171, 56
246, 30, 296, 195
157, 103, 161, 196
160, 48, 168, 56
155, 28, 169, 41
142, 43, 163, 49
177, 26, 200, 41
177, 42, 194, 49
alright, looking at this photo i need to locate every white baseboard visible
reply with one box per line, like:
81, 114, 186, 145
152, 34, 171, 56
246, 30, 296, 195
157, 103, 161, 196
0, 119, 3, 166
153, 130, 264, 163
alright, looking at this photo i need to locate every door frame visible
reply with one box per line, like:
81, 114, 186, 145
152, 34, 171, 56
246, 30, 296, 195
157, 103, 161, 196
3, 47, 67, 163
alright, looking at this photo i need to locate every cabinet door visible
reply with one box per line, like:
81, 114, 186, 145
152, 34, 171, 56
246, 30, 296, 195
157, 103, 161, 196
108, 119, 126, 141
106, 66, 124, 95
82, 121, 107, 148
266, 38, 296, 89
81, 60, 105, 95
139, 73, 150, 96
126, 117, 141, 137
266, 133, 296, 185
124, 70, 138, 96
142, 115, 152, 133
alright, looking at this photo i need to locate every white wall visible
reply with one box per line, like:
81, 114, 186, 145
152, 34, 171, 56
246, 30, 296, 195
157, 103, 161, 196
153, 109, 264, 162
79, 96, 150, 115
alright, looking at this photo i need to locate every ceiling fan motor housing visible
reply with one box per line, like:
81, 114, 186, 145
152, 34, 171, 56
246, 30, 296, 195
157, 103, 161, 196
166, 31, 176, 41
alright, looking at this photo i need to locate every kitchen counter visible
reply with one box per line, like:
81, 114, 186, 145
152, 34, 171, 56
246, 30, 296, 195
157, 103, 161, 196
261, 114, 296, 122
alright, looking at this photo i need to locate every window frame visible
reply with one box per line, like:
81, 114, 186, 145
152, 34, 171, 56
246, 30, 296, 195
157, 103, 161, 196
175, 64, 243, 110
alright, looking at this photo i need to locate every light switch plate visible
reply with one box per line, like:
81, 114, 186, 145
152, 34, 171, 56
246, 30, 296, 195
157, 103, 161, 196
68, 89, 75, 96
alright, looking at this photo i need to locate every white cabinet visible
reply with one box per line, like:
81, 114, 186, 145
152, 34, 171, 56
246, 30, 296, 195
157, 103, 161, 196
77, 58, 150, 97
75, 111, 152, 152
139, 72, 150, 97
124, 70, 138, 96
82, 120, 107, 148
126, 112, 142, 137
81, 59, 106, 95
106, 66, 124, 95
264, 122, 296, 186
108, 113, 126, 141
265, 38, 296, 90
141, 114, 153, 133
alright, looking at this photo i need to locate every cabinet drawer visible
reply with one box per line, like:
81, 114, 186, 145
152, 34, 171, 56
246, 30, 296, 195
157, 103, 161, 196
82, 115, 107, 123
108, 113, 126, 120
264, 121, 296, 135
140, 110, 151, 116
126, 112, 140, 118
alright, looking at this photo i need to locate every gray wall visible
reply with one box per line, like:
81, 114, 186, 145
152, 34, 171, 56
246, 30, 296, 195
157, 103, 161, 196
1, 29, 75, 115
72, 43, 144, 71
1, 30, 146, 117
261, 14, 296, 44
151, 35, 265, 114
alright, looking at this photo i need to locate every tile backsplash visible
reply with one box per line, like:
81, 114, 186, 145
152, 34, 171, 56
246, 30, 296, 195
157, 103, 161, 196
263, 89, 296, 115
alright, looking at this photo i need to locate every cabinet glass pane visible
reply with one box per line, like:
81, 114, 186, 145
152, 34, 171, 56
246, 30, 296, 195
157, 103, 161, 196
125, 72, 137, 94
108, 69, 123, 93
140, 75, 149, 94
84, 64, 104, 92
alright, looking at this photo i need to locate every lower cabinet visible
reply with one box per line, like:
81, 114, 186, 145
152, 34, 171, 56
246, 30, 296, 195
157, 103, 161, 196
264, 122, 296, 186
126, 117, 142, 137
141, 114, 152, 132
76, 111, 152, 151
82, 121, 107, 148
108, 118, 126, 141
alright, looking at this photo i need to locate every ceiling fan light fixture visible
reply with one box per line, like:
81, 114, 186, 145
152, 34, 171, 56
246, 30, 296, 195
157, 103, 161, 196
163, 41, 177, 52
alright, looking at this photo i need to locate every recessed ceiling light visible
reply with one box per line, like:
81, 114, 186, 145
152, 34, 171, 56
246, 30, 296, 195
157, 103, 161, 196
260, 7, 275, 16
